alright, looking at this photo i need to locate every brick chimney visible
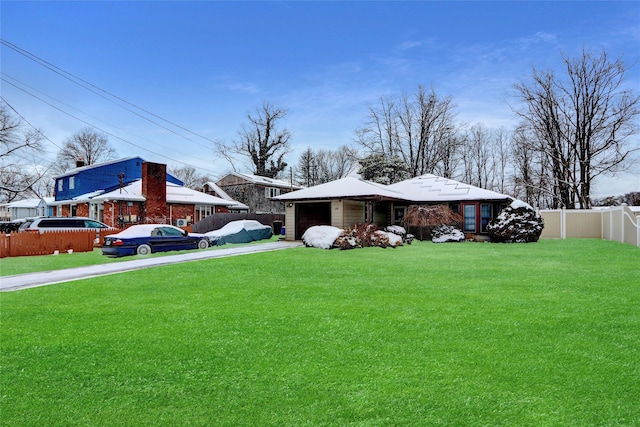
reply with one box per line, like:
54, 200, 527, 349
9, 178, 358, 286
76, 157, 85, 168
142, 162, 167, 219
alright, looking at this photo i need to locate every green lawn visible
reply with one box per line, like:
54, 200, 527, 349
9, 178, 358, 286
1, 239, 639, 426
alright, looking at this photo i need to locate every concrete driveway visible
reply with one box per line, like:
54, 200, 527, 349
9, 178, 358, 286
0, 241, 303, 292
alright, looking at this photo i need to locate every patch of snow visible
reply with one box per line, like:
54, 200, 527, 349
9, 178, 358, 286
431, 225, 465, 243
107, 224, 194, 238
205, 220, 270, 237
302, 225, 344, 249
432, 231, 464, 243
510, 199, 533, 210
384, 231, 403, 246
386, 225, 406, 235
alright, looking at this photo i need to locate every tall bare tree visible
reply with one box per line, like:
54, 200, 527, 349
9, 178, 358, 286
294, 145, 359, 186
217, 101, 292, 178
510, 125, 554, 208
355, 95, 397, 158
55, 127, 117, 173
356, 85, 459, 177
169, 165, 212, 190
513, 49, 639, 208
461, 124, 495, 189
0, 103, 46, 202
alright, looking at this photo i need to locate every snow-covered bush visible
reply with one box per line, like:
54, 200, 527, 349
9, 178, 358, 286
385, 225, 414, 244
335, 224, 402, 249
302, 225, 343, 249
431, 225, 465, 243
303, 224, 403, 250
487, 200, 544, 243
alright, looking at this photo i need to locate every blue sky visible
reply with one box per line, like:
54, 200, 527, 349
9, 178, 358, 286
2, 1, 639, 197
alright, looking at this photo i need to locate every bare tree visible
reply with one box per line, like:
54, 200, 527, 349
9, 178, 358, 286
295, 145, 359, 186
510, 125, 554, 208
217, 101, 292, 178
461, 124, 495, 189
169, 165, 212, 190
0, 103, 47, 202
356, 85, 459, 177
355, 95, 397, 158
434, 127, 464, 179
493, 127, 511, 194
55, 127, 117, 173
513, 49, 639, 208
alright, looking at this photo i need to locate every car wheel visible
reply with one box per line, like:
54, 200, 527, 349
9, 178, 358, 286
137, 244, 152, 255
197, 239, 209, 249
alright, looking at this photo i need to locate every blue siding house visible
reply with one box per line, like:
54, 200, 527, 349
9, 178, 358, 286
53, 157, 183, 201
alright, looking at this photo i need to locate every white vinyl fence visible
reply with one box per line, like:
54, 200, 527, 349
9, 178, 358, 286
539, 206, 640, 248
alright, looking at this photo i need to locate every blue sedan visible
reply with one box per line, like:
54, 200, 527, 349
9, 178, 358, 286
102, 224, 209, 257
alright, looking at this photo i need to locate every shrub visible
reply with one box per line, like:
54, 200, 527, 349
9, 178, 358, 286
431, 225, 465, 243
487, 201, 544, 243
402, 205, 462, 240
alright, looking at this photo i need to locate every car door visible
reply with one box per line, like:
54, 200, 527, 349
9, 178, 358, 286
158, 226, 191, 252
147, 227, 169, 252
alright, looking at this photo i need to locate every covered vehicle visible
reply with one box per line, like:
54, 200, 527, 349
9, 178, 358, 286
102, 224, 209, 257
204, 220, 273, 246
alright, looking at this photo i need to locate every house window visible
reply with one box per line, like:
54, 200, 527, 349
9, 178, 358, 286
265, 187, 281, 198
481, 204, 492, 233
69, 176, 75, 190
58, 179, 63, 192
394, 207, 406, 224
463, 204, 476, 233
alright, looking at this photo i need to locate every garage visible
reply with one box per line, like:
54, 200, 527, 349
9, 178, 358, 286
295, 202, 331, 239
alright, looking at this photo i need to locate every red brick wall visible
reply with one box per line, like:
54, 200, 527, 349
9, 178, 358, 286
169, 204, 195, 225
142, 162, 167, 220
103, 201, 144, 227
75, 203, 89, 217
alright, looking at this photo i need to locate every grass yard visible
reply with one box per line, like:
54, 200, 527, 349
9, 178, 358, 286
1, 239, 639, 426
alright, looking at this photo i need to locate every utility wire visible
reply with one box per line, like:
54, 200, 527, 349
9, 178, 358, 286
2, 78, 223, 176
1, 38, 216, 150
2, 72, 210, 160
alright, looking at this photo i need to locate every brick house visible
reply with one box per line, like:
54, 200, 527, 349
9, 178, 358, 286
50, 158, 239, 228
215, 172, 303, 214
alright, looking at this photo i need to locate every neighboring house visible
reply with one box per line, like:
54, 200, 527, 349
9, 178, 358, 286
202, 182, 249, 212
50, 158, 242, 228
215, 172, 303, 214
53, 157, 183, 202
275, 174, 512, 241
0, 197, 54, 221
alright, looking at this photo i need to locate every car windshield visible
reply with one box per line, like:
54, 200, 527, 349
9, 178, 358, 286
18, 221, 34, 230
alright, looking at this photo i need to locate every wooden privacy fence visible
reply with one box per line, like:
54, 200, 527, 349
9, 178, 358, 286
0, 229, 123, 258
192, 212, 285, 234
539, 206, 640, 248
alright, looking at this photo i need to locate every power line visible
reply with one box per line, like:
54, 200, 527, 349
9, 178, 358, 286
1, 72, 211, 160
1, 38, 217, 151
1, 96, 63, 150
2, 78, 223, 176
